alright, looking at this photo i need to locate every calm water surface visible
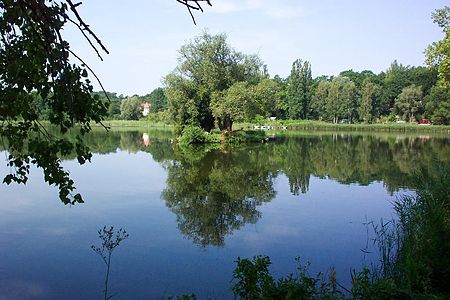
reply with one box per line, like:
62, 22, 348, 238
0, 130, 449, 299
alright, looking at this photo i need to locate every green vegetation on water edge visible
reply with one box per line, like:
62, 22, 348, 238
178, 126, 269, 146
91, 119, 450, 134
235, 120, 450, 134
99, 120, 173, 128
170, 165, 450, 299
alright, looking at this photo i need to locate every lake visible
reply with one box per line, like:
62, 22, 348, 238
1, 129, 449, 299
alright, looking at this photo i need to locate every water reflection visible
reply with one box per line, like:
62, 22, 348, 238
146, 131, 449, 247
2, 129, 449, 248
162, 149, 276, 247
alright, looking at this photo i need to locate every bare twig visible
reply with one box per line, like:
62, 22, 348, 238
66, 0, 109, 55
176, 0, 212, 25
66, 17, 105, 61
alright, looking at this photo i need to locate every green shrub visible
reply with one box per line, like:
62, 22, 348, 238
178, 126, 208, 145
231, 256, 343, 300
178, 126, 221, 145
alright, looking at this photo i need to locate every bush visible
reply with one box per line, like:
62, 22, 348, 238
178, 126, 208, 145
178, 126, 221, 145
142, 111, 170, 124
231, 256, 342, 300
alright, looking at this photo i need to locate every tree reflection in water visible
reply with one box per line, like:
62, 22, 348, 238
162, 148, 277, 247
5, 129, 447, 247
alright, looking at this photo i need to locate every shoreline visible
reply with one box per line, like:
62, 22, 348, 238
94, 120, 450, 134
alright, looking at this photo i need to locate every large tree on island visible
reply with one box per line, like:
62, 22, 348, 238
164, 31, 267, 133
0, 0, 213, 204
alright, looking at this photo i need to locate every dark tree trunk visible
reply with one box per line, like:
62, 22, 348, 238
224, 117, 233, 132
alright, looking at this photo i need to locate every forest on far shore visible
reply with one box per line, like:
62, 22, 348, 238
30, 7, 450, 129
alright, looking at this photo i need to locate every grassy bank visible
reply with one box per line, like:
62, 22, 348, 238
97, 120, 173, 128
235, 120, 450, 134
90, 120, 450, 134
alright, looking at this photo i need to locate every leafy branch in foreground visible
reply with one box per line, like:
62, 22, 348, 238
0, 0, 109, 204
0, 0, 214, 204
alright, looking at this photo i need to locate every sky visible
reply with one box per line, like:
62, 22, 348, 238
63, 0, 447, 96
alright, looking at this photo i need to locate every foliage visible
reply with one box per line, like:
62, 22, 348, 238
339, 69, 380, 89
120, 96, 142, 120
178, 126, 220, 145
395, 84, 423, 122
382, 61, 411, 113
392, 165, 450, 295
0, 0, 109, 204
359, 80, 382, 123
229, 164, 450, 300
148, 87, 168, 113
142, 110, 171, 124
92, 91, 124, 120
424, 85, 450, 124
287, 59, 313, 119
310, 79, 330, 120
231, 256, 342, 300
325, 76, 358, 123
211, 79, 279, 131
426, 6, 450, 87
164, 31, 267, 133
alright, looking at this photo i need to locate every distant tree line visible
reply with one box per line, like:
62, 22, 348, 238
31, 87, 168, 121
31, 7, 448, 126
162, 7, 449, 130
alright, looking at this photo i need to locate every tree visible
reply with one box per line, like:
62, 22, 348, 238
211, 79, 279, 131
426, 6, 450, 87
382, 61, 411, 113
92, 91, 123, 119
395, 85, 423, 122
407, 66, 438, 96
423, 6, 450, 125
287, 59, 313, 119
339, 69, 379, 89
164, 31, 266, 132
148, 87, 167, 113
0, 0, 212, 204
341, 79, 358, 122
0, 0, 109, 204
359, 79, 382, 123
424, 85, 450, 124
120, 96, 142, 120
325, 76, 357, 123
310, 80, 330, 120
272, 75, 289, 119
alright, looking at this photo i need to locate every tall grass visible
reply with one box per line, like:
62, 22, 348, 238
228, 164, 450, 299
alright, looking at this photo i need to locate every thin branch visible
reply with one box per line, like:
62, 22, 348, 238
67, 50, 108, 99
176, 0, 212, 25
67, 50, 111, 131
66, 17, 104, 61
65, 0, 109, 55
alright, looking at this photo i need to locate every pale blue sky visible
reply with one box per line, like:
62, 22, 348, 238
64, 0, 447, 96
